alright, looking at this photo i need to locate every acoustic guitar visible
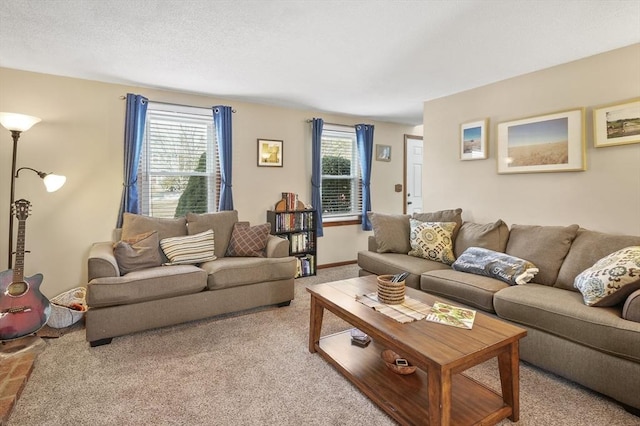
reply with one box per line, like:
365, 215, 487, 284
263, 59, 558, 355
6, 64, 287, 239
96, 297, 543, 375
0, 199, 51, 341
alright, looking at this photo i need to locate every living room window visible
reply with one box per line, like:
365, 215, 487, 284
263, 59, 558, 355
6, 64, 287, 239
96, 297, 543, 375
320, 124, 362, 223
138, 103, 219, 218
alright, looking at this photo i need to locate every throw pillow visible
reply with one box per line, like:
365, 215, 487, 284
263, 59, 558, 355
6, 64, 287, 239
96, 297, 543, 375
408, 219, 456, 265
505, 224, 579, 286
412, 208, 463, 245
452, 247, 539, 285
226, 222, 271, 257
454, 220, 510, 258
160, 229, 216, 265
573, 246, 640, 307
113, 231, 163, 275
367, 212, 411, 254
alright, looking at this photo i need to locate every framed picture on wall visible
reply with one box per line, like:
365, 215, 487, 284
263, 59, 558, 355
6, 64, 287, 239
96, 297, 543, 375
257, 139, 283, 167
460, 119, 488, 160
497, 109, 585, 174
593, 98, 640, 148
375, 144, 392, 162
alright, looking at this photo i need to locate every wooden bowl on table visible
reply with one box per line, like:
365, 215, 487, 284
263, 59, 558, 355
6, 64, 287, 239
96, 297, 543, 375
381, 349, 417, 375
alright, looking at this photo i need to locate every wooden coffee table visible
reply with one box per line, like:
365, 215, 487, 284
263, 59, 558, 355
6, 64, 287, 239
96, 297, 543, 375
308, 275, 527, 426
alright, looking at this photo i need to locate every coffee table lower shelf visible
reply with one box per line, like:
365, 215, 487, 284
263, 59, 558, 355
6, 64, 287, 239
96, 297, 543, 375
317, 330, 511, 426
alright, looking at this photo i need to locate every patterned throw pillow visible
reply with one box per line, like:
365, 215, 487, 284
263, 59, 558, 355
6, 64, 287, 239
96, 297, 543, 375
160, 229, 216, 265
113, 231, 163, 275
226, 223, 271, 257
452, 247, 539, 285
408, 220, 456, 265
574, 246, 640, 306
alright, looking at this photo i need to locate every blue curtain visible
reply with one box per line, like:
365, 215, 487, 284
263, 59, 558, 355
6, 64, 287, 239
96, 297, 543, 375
355, 124, 374, 231
311, 118, 324, 237
213, 106, 234, 211
116, 93, 148, 227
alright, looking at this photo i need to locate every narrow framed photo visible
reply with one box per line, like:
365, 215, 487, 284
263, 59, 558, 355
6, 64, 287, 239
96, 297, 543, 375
257, 139, 283, 167
376, 144, 391, 162
460, 119, 488, 160
497, 109, 585, 174
593, 98, 640, 148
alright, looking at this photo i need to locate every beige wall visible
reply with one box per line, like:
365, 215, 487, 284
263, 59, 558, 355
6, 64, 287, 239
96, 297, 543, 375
0, 68, 419, 297
423, 43, 640, 235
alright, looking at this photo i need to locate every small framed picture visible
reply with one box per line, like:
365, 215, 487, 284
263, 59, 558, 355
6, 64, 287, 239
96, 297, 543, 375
257, 139, 283, 167
593, 98, 640, 148
376, 144, 391, 162
497, 109, 585, 174
460, 119, 488, 160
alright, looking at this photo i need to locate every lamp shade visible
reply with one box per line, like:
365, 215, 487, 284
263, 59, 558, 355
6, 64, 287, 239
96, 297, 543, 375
43, 174, 66, 192
0, 112, 42, 132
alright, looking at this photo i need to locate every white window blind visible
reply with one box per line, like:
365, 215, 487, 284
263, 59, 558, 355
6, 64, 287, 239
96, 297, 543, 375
139, 103, 219, 218
320, 125, 362, 219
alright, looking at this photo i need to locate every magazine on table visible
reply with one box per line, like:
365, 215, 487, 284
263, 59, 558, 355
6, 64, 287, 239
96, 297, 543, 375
425, 301, 476, 329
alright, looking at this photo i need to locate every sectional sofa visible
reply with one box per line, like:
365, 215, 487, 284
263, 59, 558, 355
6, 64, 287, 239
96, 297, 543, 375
357, 209, 640, 412
86, 211, 296, 346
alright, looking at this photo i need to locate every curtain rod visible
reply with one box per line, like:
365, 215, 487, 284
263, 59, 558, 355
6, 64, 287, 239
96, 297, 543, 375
306, 120, 350, 127
120, 96, 236, 112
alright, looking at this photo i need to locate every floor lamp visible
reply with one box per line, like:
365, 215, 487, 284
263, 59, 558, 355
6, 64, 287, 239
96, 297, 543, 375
0, 112, 66, 270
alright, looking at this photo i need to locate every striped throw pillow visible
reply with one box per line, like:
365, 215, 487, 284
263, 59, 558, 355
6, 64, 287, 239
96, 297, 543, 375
160, 229, 216, 265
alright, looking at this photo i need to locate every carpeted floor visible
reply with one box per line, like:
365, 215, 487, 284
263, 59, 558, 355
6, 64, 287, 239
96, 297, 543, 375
7, 265, 639, 425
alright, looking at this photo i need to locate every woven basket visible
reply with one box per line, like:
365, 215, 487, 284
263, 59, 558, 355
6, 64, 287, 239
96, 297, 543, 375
47, 287, 87, 329
377, 275, 405, 305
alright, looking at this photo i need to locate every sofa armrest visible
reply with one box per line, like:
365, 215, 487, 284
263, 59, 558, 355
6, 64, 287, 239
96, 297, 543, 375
265, 235, 289, 258
623, 289, 640, 323
88, 241, 120, 281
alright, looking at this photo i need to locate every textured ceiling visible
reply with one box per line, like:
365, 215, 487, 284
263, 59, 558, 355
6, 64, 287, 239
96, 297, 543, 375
1, 0, 639, 124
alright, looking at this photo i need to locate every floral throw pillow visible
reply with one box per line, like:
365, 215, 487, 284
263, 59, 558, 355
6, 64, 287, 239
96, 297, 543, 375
408, 220, 456, 265
574, 246, 640, 306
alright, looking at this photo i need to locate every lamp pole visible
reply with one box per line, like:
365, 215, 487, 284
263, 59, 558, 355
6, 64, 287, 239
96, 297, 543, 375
8, 130, 22, 269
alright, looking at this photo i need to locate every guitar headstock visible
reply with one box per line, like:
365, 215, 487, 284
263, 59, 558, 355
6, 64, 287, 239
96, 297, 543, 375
13, 199, 32, 221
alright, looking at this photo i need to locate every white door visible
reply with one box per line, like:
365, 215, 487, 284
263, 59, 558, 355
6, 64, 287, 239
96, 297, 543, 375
404, 135, 423, 215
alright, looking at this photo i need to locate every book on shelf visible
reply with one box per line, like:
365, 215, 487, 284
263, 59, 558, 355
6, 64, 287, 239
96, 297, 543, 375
274, 211, 314, 232
425, 301, 476, 329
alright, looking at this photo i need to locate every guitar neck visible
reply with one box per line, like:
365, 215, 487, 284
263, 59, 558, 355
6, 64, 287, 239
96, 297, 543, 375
13, 219, 26, 282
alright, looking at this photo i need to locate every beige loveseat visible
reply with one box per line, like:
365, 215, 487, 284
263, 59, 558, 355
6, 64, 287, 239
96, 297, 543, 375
357, 209, 640, 412
86, 211, 296, 346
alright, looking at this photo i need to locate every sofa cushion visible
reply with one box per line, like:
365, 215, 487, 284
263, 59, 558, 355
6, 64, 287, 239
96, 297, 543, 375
573, 246, 640, 307
367, 212, 411, 253
186, 210, 239, 258
160, 229, 216, 265
225, 222, 271, 257
408, 220, 456, 265
494, 284, 640, 363
412, 208, 463, 245
113, 231, 163, 275
454, 220, 510, 258
201, 257, 296, 290
87, 265, 207, 308
357, 250, 449, 289
623, 289, 640, 322
452, 247, 538, 285
505, 224, 579, 286
420, 269, 509, 313
555, 229, 640, 291
121, 213, 187, 241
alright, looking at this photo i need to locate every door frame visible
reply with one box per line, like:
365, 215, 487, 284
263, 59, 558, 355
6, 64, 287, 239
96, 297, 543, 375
403, 134, 423, 214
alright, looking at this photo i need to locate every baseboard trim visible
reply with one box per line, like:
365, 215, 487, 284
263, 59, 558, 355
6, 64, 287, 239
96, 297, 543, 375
317, 260, 357, 269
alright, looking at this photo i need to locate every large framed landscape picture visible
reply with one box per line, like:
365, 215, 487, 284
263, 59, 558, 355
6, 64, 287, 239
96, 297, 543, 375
497, 109, 585, 174
460, 119, 488, 160
593, 98, 640, 148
